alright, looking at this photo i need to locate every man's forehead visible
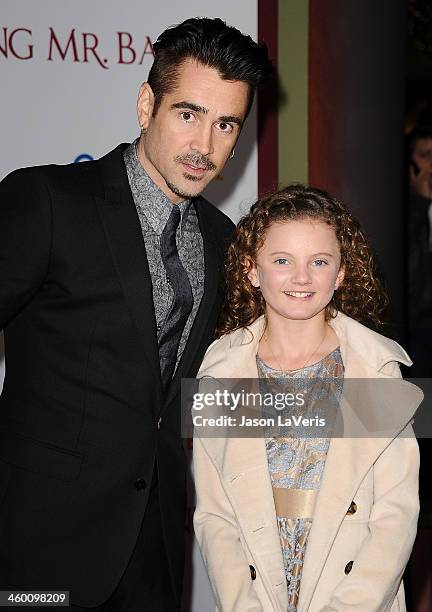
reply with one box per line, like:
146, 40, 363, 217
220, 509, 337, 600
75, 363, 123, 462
165, 58, 249, 115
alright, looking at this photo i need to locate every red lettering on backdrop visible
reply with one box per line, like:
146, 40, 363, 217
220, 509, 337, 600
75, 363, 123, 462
117, 32, 136, 64
138, 36, 154, 64
0, 27, 9, 58
82, 32, 108, 69
0, 27, 154, 67
47, 27, 79, 61
118, 32, 154, 64
0, 27, 33, 59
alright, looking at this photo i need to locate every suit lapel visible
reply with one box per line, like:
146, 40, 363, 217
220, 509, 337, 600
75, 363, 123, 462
165, 198, 222, 407
94, 145, 162, 401
95, 150, 227, 409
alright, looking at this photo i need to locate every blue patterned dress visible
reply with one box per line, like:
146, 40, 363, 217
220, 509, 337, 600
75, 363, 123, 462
257, 348, 344, 611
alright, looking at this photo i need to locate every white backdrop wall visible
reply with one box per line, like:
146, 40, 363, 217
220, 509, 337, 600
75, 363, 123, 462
1, 2, 259, 610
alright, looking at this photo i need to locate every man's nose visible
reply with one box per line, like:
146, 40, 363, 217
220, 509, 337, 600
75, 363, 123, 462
190, 124, 214, 156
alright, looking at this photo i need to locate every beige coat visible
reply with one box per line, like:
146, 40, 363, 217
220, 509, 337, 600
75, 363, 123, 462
193, 313, 422, 612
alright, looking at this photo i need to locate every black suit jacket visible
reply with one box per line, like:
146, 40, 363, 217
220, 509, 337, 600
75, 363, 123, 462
0, 144, 235, 606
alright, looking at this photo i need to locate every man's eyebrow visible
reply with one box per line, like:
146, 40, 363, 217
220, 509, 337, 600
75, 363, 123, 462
171, 101, 209, 114
171, 102, 243, 127
219, 115, 243, 127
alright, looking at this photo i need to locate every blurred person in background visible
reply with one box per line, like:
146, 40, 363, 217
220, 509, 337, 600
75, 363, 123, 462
407, 125, 432, 377
406, 127, 432, 605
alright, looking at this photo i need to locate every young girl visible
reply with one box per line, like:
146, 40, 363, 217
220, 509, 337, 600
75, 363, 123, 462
193, 185, 421, 612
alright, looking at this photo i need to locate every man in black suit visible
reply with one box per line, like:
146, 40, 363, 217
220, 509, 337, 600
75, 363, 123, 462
0, 17, 273, 612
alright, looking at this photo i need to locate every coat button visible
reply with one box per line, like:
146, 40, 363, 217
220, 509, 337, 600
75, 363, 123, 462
249, 565, 256, 581
347, 501, 357, 515
344, 560, 354, 575
157, 417, 162, 430
134, 478, 147, 490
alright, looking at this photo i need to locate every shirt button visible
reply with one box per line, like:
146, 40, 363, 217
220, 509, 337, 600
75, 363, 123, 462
134, 478, 147, 491
346, 501, 357, 515
344, 560, 354, 575
157, 417, 162, 430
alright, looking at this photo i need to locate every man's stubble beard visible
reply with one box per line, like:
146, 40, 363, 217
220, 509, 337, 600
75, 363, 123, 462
166, 154, 218, 199
165, 175, 207, 200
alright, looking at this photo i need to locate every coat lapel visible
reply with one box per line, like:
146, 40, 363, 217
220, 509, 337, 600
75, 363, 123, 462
297, 321, 422, 611
205, 435, 289, 611
94, 145, 162, 402
198, 318, 289, 611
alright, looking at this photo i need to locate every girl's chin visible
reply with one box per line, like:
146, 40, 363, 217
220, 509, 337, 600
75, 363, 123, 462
268, 309, 327, 323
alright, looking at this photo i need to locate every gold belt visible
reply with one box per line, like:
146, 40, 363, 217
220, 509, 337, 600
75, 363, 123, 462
272, 487, 318, 519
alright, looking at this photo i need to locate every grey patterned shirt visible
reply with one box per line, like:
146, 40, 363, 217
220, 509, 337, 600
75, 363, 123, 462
123, 141, 204, 369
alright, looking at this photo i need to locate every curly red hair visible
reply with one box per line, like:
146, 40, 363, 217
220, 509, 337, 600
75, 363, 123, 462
217, 184, 388, 337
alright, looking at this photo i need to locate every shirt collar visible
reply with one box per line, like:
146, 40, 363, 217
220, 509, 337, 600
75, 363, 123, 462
124, 139, 191, 235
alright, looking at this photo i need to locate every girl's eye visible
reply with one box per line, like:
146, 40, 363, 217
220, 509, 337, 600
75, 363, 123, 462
313, 259, 328, 266
275, 258, 289, 265
180, 111, 195, 122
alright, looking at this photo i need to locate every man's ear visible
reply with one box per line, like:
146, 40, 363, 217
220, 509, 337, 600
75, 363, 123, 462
137, 83, 155, 130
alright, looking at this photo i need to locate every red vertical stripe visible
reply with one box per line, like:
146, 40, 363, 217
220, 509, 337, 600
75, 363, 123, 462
258, 0, 278, 197
308, 0, 343, 192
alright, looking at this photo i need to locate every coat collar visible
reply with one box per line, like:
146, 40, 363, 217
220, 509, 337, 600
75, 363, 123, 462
199, 313, 419, 438
197, 313, 422, 611
199, 312, 412, 379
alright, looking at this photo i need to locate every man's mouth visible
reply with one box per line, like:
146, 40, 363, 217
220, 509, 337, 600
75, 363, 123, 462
182, 163, 207, 174
175, 153, 217, 175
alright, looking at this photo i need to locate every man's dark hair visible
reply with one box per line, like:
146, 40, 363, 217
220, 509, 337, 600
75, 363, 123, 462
407, 125, 432, 153
147, 17, 274, 118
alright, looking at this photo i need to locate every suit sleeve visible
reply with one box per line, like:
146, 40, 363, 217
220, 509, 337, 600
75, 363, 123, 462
0, 168, 52, 330
193, 435, 264, 612
320, 362, 420, 612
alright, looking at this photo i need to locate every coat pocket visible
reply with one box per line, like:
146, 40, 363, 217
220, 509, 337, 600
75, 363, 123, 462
0, 430, 83, 481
